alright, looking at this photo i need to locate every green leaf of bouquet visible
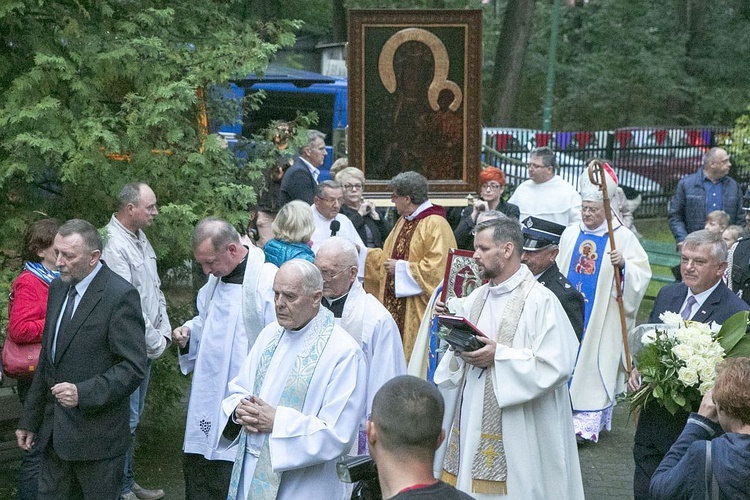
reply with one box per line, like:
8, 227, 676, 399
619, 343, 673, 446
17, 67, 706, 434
718, 311, 749, 353
653, 385, 663, 398
726, 336, 750, 358
673, 393, 685, 406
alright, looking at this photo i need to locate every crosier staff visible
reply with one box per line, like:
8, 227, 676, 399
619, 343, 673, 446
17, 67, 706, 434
587, 159, 632, 373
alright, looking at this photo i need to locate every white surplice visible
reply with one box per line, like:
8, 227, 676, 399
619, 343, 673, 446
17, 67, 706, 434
337, 280, 406, 439
219, 309, 367, 500
178, 255, 277, 462
434, 265, 584, 500
508, 175, 582, 227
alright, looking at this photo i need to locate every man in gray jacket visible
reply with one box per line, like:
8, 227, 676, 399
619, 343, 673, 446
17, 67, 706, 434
103, 182, 171, 500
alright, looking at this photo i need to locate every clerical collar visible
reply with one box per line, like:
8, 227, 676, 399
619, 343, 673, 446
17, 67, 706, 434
488, 265, 529, 296
579, 216, 620, 236
322, 292, 349, 318
404, 201, 433, 221
221, 247, 248, 284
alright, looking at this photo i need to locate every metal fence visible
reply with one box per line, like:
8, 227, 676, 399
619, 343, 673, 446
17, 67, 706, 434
482, 126, 748, 218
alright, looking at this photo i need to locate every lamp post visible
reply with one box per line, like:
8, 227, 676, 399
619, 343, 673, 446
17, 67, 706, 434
542, 0, 561, 131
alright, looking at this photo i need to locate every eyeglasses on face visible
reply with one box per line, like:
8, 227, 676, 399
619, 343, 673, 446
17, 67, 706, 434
320, 267, 353, 281
343, 183, 363, 191
481, 183, 502, 191
580, 205, 603, 214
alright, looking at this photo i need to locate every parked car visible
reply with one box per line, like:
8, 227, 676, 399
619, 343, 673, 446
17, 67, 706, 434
609, 127, 709, 190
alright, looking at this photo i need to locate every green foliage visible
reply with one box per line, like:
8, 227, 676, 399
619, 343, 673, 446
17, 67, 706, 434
732, 105, 750, 173
513, 0, 750, 129
717, 310, 750, 354
0, 1, 300, 265
0, 1, 302, 410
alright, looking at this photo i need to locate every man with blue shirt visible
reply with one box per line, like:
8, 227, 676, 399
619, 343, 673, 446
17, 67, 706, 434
668, 147, 743, 248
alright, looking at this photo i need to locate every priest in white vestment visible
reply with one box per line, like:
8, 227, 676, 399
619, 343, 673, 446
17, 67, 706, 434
172, 218, 277, 499
507, 147, 582, 226
219, 259, 367, 500
435, 216, 584, 499
315, 237, 406, 453
556, 164, 650, 443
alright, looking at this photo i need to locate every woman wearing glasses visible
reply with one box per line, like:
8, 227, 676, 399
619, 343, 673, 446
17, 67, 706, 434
336, 165, 393, 248
453, 167, 519, 250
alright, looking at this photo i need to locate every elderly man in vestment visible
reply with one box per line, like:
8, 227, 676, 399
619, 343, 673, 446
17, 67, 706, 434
435, 216, 584, 499
309, 181, 366, 253
172, 218, 277, 499
557, 165, 651, 443
365, 171, 456, 361
315, 237, 406, 453
219, 259, 367, 500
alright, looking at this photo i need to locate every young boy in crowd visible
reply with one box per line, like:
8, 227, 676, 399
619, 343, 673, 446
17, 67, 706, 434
704, 210, 730, 234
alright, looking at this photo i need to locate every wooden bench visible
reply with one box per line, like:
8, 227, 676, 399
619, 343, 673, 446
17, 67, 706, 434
641, 239, 680, 284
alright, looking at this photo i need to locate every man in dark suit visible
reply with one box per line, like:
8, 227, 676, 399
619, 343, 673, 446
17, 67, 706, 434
727, 190, 750, 305
278, 129, 327, 205
520, 216, 585, 340
16, 219, 146, 499
630, 229, 750, 499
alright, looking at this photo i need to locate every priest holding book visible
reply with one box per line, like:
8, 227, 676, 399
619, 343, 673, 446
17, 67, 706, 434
434, 215, 583, 499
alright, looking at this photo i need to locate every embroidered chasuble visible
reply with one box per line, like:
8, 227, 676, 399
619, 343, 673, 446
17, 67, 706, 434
565, 231, 608, 337
365, 205, 456, 361
434, 266, 584, 499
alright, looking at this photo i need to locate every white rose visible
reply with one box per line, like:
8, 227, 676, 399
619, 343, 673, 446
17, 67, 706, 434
660, 311, 683, 327
672, 344, 694, 361
699, 364, 716, 383
708, 321, 721, 334
699, 380, 715, 395
641, 330, 657, 345
685, 354, 706, 371
678, 366, 699, 386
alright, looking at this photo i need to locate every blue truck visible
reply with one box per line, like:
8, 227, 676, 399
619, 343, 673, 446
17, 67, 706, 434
218, 66, 348, 181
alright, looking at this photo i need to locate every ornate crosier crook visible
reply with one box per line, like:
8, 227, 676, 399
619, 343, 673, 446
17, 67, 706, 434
588, 159, 632, 373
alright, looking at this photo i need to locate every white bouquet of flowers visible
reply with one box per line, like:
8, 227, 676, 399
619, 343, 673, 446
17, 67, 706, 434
628, 310, 750, 415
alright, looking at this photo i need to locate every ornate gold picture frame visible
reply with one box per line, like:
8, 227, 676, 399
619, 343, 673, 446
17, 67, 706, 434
348, 10, 482, 196
440, 248, 486, 304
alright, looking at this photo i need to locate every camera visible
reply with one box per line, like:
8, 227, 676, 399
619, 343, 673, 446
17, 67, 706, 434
337, 455, 381, 500
336, 455, 377, 483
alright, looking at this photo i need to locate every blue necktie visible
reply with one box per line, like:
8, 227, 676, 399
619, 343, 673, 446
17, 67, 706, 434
680, 295, 697, 320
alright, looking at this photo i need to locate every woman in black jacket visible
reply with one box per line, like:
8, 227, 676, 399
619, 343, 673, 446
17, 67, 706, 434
453, 167, 519, 250
336, 165, 392, 248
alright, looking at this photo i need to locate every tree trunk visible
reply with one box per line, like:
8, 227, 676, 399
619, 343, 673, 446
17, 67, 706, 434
332, 0, 347, 43
488, 0, 537, 126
